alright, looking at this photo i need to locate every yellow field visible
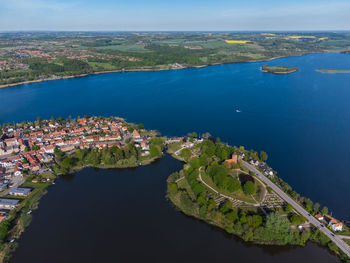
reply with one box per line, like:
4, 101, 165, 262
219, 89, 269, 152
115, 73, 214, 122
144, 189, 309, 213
318, 37, 328, 41
225, 40, 251, 44
284, 36, 316, 39
265, 35, 316, 40
261, 33, 276, 36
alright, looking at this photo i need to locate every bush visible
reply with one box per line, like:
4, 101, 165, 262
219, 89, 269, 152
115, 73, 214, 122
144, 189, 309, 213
243, 181, 255, 195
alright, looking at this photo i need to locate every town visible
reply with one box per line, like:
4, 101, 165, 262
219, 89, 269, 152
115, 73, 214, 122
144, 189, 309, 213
0, 116, 156, 219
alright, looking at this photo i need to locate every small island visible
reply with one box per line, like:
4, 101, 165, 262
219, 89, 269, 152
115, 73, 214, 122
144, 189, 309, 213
316, 69, 350, 74
261, 64, 299, 74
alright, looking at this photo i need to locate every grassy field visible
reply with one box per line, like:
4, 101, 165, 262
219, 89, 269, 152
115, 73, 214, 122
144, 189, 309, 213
225, 40, 252, 44
88, 62, 117, 71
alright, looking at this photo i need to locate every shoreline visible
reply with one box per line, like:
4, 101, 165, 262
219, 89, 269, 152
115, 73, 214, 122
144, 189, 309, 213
0, 54, 307, 89
316, 69, 350, 74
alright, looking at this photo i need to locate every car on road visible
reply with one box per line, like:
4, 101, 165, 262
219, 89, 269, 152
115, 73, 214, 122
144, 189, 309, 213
331, 234, 335, 237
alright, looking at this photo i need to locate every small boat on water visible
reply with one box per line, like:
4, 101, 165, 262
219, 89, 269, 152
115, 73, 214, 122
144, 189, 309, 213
236, 109, 241, 113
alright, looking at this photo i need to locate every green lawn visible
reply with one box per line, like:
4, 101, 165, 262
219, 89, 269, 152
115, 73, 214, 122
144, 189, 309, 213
167, 142, 182, 154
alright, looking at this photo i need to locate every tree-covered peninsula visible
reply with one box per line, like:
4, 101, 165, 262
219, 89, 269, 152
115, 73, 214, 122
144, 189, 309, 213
166, 137, 350, 262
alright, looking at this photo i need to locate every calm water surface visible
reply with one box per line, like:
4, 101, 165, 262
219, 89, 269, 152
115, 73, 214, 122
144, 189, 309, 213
0, 52, 349, 262
10, 155, 340, 263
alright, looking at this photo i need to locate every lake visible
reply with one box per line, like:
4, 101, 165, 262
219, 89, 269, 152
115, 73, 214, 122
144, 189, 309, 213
1, 52, 349, 261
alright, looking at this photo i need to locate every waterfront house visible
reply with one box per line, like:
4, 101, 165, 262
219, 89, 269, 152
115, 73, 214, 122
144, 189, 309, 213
0, 199, 19, 210
315, 214, 324, 221
249, 159, 259, 166
9, 187, 32, 197
329, 219, 343, 232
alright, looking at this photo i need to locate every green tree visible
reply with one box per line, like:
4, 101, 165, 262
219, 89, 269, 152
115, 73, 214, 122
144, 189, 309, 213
220, 200, 233, 214
226, 211, 239, 223
188, 132, 197, 138
180, 148, 191, 159
264, 212, 293, 244
290, 215, 306, 225
149, 145, 160, 157
61, 157, 74, 173
285, 204, 293, 214
243, 181, 255, 195
240, 215, 247, 224
260, 151, 268, 161
313, 202, 320, 214
32, 145, 40, 151
207, 199, 216, 211
321, 206, 328, 215
251, 215, 263, 227
304, 198, 313, 212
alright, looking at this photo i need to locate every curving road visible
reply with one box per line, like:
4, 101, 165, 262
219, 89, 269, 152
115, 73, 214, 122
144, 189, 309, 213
243, 161, 350, 258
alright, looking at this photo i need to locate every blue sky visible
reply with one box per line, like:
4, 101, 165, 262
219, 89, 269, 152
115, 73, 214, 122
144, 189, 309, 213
0, 0, 350, 31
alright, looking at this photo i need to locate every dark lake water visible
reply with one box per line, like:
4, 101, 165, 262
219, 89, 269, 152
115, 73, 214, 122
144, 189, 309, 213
9, 155, 340, 263
1, 52, 350, 262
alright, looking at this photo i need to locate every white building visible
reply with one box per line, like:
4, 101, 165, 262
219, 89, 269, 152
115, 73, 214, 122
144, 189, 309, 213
329, 219, 343, 232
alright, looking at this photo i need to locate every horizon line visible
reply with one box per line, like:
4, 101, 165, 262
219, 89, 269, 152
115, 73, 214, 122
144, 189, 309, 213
1, 30, 350, 33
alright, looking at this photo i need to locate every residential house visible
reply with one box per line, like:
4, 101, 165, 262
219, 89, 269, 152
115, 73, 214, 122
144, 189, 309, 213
315, 214, 324, 221
329, 219, 343, 232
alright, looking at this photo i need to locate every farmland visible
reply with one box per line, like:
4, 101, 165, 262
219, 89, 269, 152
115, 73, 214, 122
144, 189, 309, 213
1, 31, 350, 87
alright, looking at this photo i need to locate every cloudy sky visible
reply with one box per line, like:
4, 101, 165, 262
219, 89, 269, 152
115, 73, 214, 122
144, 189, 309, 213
0, 0, 349, 31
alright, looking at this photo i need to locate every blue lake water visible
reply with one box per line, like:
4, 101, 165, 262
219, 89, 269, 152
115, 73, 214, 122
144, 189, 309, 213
1, 52, 350, 222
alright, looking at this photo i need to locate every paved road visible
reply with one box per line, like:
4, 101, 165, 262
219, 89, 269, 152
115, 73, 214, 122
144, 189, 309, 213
0, 175, 25, 197
243, 161, 350, 258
